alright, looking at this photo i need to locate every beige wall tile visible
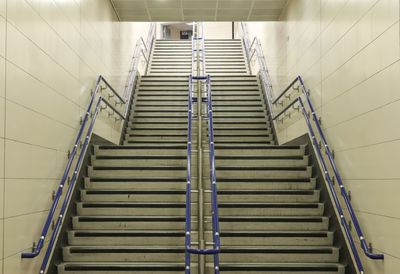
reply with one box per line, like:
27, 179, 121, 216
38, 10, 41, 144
336, 140, 400, 180
0, 56, 5, 98
5, 100, 75, 151
0, 138, 4, 178
0, 97, 4, 137
4, 211, 48, 257
5, 139, 58, 179
5, 179, 58, 218
322, 61, 400, 128
0, 15, 5, 58
346, 179, 400, 219
6, 62, 80, 128
0, 179, 4, 219
325, 100, 400, 151
4, 250, 43, 274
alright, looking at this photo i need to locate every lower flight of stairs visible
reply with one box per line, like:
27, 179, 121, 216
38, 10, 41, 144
201, 75, 345, 274
55, 72, 348, 274
57, 75, 196, 274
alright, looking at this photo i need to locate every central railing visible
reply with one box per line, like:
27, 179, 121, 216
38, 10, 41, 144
238, 22, 384, 274
185, 22, 221, 274
21, 22, 156, 274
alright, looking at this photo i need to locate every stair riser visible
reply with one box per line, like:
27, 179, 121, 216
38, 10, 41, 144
68, 233, 194, 246
207, 252, 339, 263
94, 149, 187, 157
213, 168, 312, 179
215, 206, 324, 216
208, 194, 320, 203
91, 158, 188, 167
76, 205, 196, 216
80, 192, 194, 202
217, 236, 333, 246
208, 220, 329, 231
88, 168, 186, 179
58, 265, 199, 274
207, 181, 316, 190
215, 149, 305, 157
63, 252, 193, 263
208, 157, 309, 167
85, 180, 194, 190
72, 219, 196, 230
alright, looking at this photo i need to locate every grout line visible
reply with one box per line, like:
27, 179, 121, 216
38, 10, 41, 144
5, 97, 78, 131
3, 209, 50, 221
350, 209, 400, 221
6, 56, 82, 109
334, 137, 400, 153
324, 96, 400, 130
4, 137, 69, 154
2, 0, 6, 271
320, 0, 381, 59
320, 20, 399, 85
320, 59, 400, 109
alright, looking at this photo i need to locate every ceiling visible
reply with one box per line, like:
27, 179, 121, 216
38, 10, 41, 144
110, 0, 288, 21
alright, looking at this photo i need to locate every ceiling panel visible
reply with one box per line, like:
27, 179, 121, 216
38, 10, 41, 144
111, 0, 288, 21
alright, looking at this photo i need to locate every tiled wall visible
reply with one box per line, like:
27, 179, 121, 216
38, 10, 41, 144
0, 0, 150, 273
247, 0, 400, 272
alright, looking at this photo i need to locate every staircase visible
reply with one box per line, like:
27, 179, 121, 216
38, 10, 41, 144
54, 38, 349, 274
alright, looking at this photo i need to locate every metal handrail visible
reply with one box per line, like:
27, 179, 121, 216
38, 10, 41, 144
238, 21, 384, 274
272, 76, 385, 265
21, 75, 124, 260
184, 75, 221, 273
22, 23, 156, 274
123, 23, 156, 107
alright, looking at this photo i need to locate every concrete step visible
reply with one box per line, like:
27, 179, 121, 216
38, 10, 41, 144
80, 189, 195, 202
213, 166, 313, 179
72, 215, 196, 230
87, 166, 186, 178
215, 263, 345, 274
84, 177, 194, 190
91, 155, 187, 167
208, 177, 316, 190
211, 246, 340, 263
208, 189, 320, 203
125, 129, 189, 136
58, 262, 198, 274
63, 246, 192, 262
212, 231, 334, 246
68, 230, 195, 246
212, 155, 309, 167
214, 145, 306, 157
215, 202, 324, 216
76, 202, 195, 216
94, 145, 187, 157
208, 216, 329, 231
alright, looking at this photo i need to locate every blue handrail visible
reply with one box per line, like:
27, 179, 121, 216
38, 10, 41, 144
21, 75, 124, 261
22, 23, 156, 274
238, 22, 384, 273
185, 74, 221, 274
272, 76, 385, 264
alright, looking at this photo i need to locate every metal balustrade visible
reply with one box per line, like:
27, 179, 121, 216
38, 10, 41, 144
238, 21, 384, 274
21, 23, 156, 274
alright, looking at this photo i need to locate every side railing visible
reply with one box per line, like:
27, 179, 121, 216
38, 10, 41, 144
238, 21, 384, 274
21, 23, 156, 274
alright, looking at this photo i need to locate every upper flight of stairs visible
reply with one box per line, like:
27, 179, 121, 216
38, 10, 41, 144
148, 40, 192, 75
54, 36, 350, 274
205, 39, 248, 75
